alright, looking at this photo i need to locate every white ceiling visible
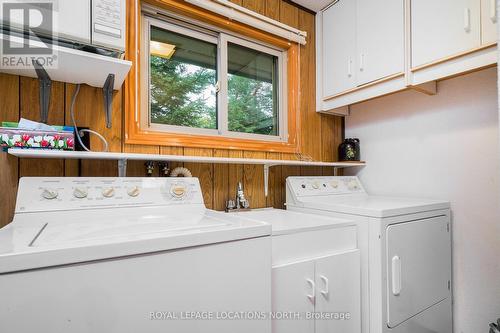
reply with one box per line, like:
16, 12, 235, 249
290, 0, 334, 12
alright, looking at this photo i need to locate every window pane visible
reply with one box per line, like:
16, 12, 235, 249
227, 42, 279, 136
149, 26, 217, 129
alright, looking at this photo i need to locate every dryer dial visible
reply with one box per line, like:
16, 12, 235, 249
170, 184, 187, 198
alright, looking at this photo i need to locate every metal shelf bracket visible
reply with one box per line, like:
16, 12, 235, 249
32, 59, 52, 123
263, 164, 278, 197
118, 159, 127, 177
103, 74, 115, 129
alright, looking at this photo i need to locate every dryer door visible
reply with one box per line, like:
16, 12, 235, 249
386, 216, 451, 328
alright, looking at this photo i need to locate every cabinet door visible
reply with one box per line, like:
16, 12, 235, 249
386, 216, 451, 328
411, 0, 481, 68
481, 0, 498, 44
356, 0, 404, 85
315, 250, 361, 333
272, 261, 315, 333
321, 0, 357, 98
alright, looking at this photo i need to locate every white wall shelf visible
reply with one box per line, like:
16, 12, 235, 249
8, 149, 366, 196
0, 33, 131, 90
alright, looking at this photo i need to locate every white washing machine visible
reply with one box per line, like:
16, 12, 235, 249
286, 176, 452, 333
233, 208, 361, 333
0, 177, 272, 333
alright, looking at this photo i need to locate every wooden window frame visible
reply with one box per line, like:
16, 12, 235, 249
125, 0, 301, 153
142, 16, 288, 142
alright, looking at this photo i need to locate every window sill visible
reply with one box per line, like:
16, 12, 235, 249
125, 126, 299, 153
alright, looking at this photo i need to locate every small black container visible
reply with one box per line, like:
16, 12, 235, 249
339, 138, 360, 161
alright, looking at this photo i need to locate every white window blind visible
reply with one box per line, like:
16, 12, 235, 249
184, 0, 307, 45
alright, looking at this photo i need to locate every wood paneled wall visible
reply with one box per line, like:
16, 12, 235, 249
0, 0, 344, 227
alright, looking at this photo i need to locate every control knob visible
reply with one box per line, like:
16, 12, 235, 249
73, 187, 88, 199
171, 184, 187, 198
102, 187, 115, 198
127, 186, 140, 197
42, 188, 58, 200
348, 180, 359, 190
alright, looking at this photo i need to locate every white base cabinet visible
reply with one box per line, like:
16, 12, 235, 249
272, 260, 315, 333
273, 250, 360, 333
271, 221, 361, 333
315, 251, 361, 333
231, 209, 360, 333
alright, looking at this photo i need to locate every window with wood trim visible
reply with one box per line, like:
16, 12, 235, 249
125, 0, 301, 153
143, 16, 286, 141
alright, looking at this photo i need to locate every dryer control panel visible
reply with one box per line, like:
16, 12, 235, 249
287, 176, 366, 197
15, 177, 204, 213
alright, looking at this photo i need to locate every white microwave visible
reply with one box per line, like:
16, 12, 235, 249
0, 0, 126, 53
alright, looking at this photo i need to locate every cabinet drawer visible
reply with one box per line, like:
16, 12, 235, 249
272, 226, 357, 266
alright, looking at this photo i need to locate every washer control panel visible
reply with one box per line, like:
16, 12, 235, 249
287, 176, 366, 197
15, 177, 204, 213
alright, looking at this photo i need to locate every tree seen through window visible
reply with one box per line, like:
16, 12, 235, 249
149, 25, 279, 137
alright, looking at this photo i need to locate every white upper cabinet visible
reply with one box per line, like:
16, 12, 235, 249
356, 0, 405, 85
481, 0, 498, 44
321, 0, 357, 98
317, 0, 405, 111
411, 0, 481, 68
316, 0, 497, 113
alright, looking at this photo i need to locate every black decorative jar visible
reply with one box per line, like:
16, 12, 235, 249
339, 138, 360, 161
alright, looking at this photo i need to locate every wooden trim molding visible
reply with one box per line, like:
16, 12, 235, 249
322, 72, 405, 102
124, 0, 301, 153
411, 42, 498, 72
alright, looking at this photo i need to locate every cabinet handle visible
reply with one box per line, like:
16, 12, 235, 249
464, 8, 471, 32
359, 54, 365, 72
320, 275, 329, 297
490, 0, 497, 22
391, 255, 402, 296
306, 278, 316, 304
347, 58, 352, 77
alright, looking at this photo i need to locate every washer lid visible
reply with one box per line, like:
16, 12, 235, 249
233, 208, 354, 235
0, 206, 270, 274
296, 195, 450, 218
31, 209, 230, 248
